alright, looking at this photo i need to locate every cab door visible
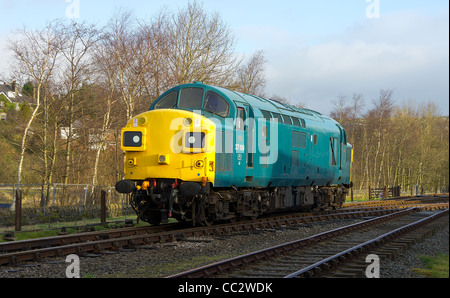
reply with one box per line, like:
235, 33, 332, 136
244, 105, 254, 180
234, 102, 254, 183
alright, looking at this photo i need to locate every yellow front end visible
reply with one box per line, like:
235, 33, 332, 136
121, 109, 216, 185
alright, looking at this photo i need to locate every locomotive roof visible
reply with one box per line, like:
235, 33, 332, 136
212, 85, 324, 118
151, 82, 337, 124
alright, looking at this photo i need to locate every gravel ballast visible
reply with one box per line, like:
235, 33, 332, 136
0, 215, 448, 278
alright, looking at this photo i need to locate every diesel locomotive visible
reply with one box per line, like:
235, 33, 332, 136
115, 82, 353, 226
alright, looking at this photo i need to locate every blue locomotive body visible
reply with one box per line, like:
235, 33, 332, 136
117, 82, 352, 225
150, 82, 352, 190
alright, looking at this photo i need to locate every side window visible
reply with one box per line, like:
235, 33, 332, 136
236, 108, 244, 131
299, 118, 306, 128
330, 137, 338, 166
347, 147, 352, 162
204, 91, 229, 117
292, 117, 301, 127
272, 112, 283, 123
281, 114, 291, 125
179, 88, 203, 109
154, 91, 178, 109
261, 110, 272, 121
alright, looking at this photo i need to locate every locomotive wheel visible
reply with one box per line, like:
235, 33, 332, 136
148, 211, 162, 226
227, 217, 237, 223
203, 214, 215, 226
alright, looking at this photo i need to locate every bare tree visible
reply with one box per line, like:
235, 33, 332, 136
330, 94, 352, 123
102, 10, 154, 119
8, 23, 61, 199
91, 17, 127, 187
350, 92, 365, 120
269, 94, 307, 108
58, 21, 99, 185
139, 10, 172, 107
165, 1, 240, 86
235, 50, 266, 96
358, 89, 395, 189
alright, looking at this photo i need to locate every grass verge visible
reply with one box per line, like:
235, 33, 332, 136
412, 254, 449, 278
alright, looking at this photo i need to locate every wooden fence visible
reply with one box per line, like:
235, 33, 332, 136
368, 186, 401, 200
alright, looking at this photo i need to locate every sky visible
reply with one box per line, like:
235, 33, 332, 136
0, 0, 448, 116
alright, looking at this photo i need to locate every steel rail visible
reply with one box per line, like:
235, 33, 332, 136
0, 222, 180, 254
0, 207, 407, 255
0, 208, 412, 267
285, 208, 449, 278
166, 207, 419, 278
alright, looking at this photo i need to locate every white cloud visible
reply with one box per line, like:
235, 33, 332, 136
263, 10, 449, 116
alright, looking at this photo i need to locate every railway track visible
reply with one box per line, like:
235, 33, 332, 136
343, 194, 449, 208
0, 207, 424, 267
1, 195, 448, 273
0, 222, 182, 255
167, 208, 449, 278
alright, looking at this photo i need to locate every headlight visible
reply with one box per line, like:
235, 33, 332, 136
123, 131, 143, 147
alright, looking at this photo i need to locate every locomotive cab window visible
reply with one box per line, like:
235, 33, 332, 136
204, 91, 229, 117
179, 88, 203, 109
155, 91, 178, 109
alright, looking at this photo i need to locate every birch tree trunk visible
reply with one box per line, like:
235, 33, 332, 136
8, 24, 60, 209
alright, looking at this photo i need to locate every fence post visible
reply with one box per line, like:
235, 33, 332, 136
52, 184, 56, 206
383, 186, 389, 199
101, 190, 107, 224
15, 189, 22, 232
368, 186, 372, 201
